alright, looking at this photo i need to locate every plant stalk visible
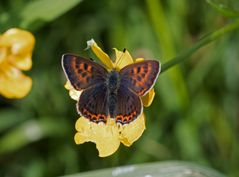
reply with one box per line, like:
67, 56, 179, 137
161, 20, 239, 73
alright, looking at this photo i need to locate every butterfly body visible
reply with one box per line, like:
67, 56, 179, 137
107, 70, 120, 93
106, 70, 120, 118
62, 54, 160, 124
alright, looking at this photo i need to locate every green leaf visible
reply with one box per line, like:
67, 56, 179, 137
62, 161, 226, 177
206, 0, 239, 17
0, 118, 69, 155
19, 0, 82, 29
0, 109, 27, 132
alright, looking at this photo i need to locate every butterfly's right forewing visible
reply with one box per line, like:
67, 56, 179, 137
120, 60, 160, 96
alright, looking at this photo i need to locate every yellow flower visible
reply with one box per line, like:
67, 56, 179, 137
0, 28, 35, 98
65, 39, 157, 157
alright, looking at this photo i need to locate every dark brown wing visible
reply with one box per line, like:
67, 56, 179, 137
114, 84, 142, 124
77, 83, 108, 123
119, 60, 160, 96
62, 54, 108, 91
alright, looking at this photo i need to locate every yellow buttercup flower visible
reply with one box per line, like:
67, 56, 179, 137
0, 28, 35, 98
65, 39, 158, 157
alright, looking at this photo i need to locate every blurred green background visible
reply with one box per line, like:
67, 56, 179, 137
0, 0, 239, 176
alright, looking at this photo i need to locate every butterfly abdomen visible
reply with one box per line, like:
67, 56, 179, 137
106, 70, 120, 118
108, 93, 117, 118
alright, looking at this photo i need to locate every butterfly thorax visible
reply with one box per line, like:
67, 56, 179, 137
107, 70, 120, 92
106, 70, 120, 118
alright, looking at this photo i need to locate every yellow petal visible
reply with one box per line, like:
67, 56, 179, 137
0, 28, 35, 54
0, 62, 32, 98
8, 53, 32, 71
119, 113, 146, 146
87, 39, 114, 69
75, 117, 120, 157
113, 48, 134, 70
64, 81, 81, 101
0, 28, 35, 70
135, 58, 145, 62
0, 47, 7, 63
141, 89, 156, 107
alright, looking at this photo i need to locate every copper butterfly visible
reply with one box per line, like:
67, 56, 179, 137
62, 53, 160, 124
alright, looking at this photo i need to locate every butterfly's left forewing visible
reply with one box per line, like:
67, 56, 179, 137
120, 60, 160, 96
62, 54, 108, 91
62, 54, 109, 123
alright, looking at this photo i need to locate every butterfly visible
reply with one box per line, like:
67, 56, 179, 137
62, 53, 160, 124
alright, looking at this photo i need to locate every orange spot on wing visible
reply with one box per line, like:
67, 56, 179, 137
116, 112, 138, 124
82, 109, 107, 123
87, 65, 92, 72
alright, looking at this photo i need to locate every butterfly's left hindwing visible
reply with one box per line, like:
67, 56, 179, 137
120, 60, 160, 96
62, 54, 108, 91
78, 83, 108, 123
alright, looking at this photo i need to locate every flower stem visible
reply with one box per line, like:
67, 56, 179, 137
161, 19, 239, 73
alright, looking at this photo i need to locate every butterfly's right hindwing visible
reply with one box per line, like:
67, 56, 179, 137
62, 54, 108, 91
114, 84, 142, 124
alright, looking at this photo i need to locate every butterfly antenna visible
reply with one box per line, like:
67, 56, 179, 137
115, 48, 126, 67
